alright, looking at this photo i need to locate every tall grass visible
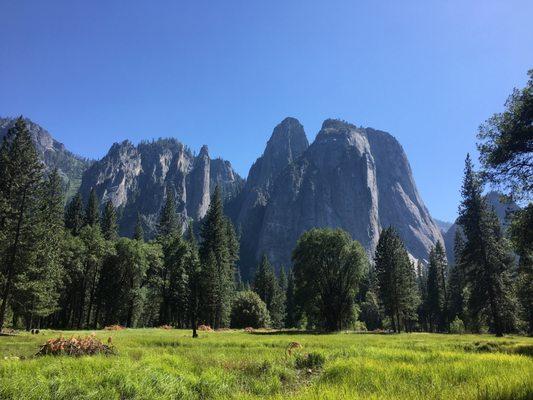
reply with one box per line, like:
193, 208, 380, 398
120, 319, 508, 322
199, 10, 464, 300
1, 330, 531, 399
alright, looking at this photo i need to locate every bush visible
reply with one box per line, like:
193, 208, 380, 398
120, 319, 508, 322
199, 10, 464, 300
294, 352, 325, 370
198, 325, 213, 332
450, 317, 466, 334
230, 291, 271, 329
36, 334, 115, 357
104, 325, 125, 331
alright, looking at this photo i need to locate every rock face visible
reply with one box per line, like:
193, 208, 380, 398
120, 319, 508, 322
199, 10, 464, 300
434, 219, 453, 234
79, 139, 244, 238
227, 117, 309, 278
231, 118, 443, 279
0, 117, 91, 198
443, 191, 520, 265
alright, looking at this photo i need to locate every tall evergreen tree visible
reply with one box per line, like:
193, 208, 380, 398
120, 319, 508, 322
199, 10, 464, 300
425, 242, 448, 332
199, 186, 236, 329
0, 117, 43, 331
253, 255, 284, 328
84, 188, 100, 227
133, 213, 145, 241
185, 223, 201, 337
101, 200, 118, 241
73, 225, 112, 328
448, 230, 468, 327
374, 227, 420, 333
64, 193, 84, 236
157, 184, 178, 237
416, 261, 429, 331
458, 154, 516, 336
15, 169, 65, 329
284, 270, 297, 328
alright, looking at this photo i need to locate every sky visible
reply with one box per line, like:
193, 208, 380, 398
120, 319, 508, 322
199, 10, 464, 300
1, 1, 532, 222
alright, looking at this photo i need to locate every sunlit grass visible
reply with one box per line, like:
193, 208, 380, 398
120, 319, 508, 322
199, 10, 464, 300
1, 329, 532, 399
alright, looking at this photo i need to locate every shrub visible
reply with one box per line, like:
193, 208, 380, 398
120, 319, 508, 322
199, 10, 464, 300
450, 317, 466, 334
36, 334, 115, 357
104, 325, 125, 331
198, 325, 213, 332
230, 291, 271, 329
294, 352, 325, 370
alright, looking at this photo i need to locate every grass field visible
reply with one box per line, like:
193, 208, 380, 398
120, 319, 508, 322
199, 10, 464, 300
1, 329, 532, 400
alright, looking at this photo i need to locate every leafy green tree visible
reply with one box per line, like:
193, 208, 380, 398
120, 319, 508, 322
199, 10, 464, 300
458, 155, 517, 336
101, 200, 118, 241
64, 192, 84, 236
477, 70, 533, 201
360, 288, 382, 331
98, 238, 162, 327
292, 228, 368, 332
0, 117, 43, 331
199, 186, 236, 328
84, 188, 100, 227
509, 204, 533, 334
425, 242, 448, 332
230, 290, 270, 329
374, 227, 420, 333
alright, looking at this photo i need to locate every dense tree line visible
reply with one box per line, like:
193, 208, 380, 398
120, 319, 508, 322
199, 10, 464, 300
0, 68, 531, 339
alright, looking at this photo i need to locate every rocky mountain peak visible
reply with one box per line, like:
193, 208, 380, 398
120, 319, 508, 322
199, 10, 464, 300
235, 118, 443, 276
198, 144, 209, 158
80, 138, 243, 238
248, 117, 308, 191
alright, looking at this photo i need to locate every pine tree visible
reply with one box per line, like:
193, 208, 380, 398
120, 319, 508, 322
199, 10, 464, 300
84, 188, 100, 227
199, 186, 235, 329
64, 192, 84, 236
15, 169, 65, 329
133, 213, 145, 241
157, 184, 178, 237
448, 230, 467, 327
101, 200, 118, 241
284, 270, 298, 328
374, 227, 420, 333
77, 225, 112, 328
426, 242, 448, 332
253, 255, 284, 328
185, 223, 201, 337
416, 261, 429, 331
458, 154, 516, 336
0, 117, 44, 331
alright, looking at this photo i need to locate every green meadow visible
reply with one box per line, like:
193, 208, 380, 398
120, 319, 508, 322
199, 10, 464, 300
1, 329, 532, 400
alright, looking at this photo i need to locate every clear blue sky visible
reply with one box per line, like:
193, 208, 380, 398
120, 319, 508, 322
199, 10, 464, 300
1, 1, 532, 222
